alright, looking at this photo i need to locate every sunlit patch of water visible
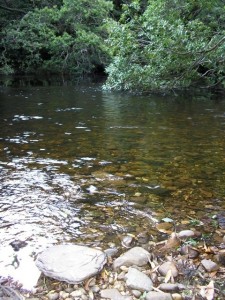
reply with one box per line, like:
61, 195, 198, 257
12, 115, 43, 121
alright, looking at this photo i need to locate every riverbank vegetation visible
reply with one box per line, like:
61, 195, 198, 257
0, 0, 225, 92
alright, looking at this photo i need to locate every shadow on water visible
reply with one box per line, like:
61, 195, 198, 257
0, 75, 225, 283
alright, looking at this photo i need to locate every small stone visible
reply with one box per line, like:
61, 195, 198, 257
131, 290, 142, 297
59, 291, 70, 299
145, 291, 172, 300
101, 289, 132, 300
172, 294, 183, 300
104, 248, 119, 258
117, 271, 126, 280
158, 283, 185, 293
125, 267, 153, 292
217, 251, 225, 266
65, 287, 74, 293
91, 286, 100, 293
114, 282, 125, 292
47, 292, 59, 300
70, 290, 84, 297
180, 245, 199, 259
177, 230, 195, 239
113, 247, 150, 270
121, 235, 135, 248
158, 262, 179, 277
201, 259, 219, 272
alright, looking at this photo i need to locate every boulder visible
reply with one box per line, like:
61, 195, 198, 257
35, 244, 107, 284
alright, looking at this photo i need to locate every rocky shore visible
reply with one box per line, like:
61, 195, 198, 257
1, 227, 225, 300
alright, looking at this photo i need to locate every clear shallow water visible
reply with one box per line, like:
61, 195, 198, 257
0, 77, 225, 255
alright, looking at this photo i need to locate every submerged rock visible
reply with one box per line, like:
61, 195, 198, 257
36, 245, 107, 284
113, 247, 150, 270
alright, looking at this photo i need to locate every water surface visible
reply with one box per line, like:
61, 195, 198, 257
0, 77, 225, 254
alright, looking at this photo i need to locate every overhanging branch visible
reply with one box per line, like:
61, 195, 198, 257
0, 4, 26, 14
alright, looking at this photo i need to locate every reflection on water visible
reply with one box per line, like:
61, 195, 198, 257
0, 77, 225, 256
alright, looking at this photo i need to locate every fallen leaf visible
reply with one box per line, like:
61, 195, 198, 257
199, 281, 214, 300
205, 281, 215, 300
156, 222, 173, 234
164, 269, 172, 283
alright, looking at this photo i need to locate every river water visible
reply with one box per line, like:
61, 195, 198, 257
0, 77, 225, 285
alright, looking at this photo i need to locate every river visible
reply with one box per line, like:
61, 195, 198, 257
0, 76, 225, 286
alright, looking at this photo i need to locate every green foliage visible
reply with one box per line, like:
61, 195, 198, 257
0, 0, 113, 75
104, 0, 225, 92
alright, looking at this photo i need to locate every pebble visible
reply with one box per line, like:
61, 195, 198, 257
137, 232, 150, 244
91, 285, 100, 293
105, 248, 119, 258
59, 291, 70, 299
180, 245, 199, 259
131, 290, 142, 297
177, 230, 195, 239
113, 247, 150, 270
65, 288, 74, 293
217, 251, 225, 266
101, 288, 132, 300
158, 283, 185, 293
47, 292, 59, 300
145, 291, 172, 300
117, 271, 126, 280
201, 259, 219, 272
121, 235, 135, 248
158, 261, 179, 277
172, 294, 183, 300
70, 290, 84, 297
125, 267, 153, 292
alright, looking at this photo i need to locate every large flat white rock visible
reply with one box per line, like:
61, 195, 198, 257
36, 245, 107, 284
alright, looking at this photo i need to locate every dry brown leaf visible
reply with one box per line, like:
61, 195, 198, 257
203, 242, 214, 254
100, 269, 109, 281
159, 233, 181, 253
209, 271, 217, 278
165, 233, 181, 249
84, 277, 95, 291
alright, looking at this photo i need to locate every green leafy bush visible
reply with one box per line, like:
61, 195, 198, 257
104, 0, 225, 92
0, 0, 113, 75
